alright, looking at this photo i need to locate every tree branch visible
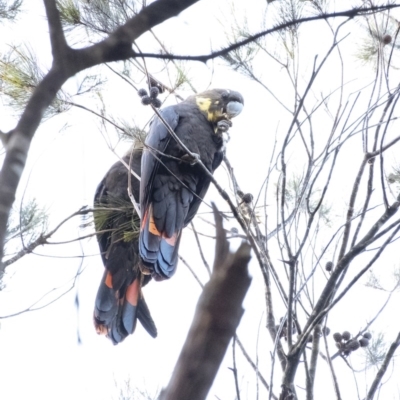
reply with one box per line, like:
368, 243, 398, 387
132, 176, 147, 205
366, 331, 400, 400
73, 0, 201, 70
0, 0, 202, 272
3, 207, 92, 267
160, 204, 251, 400
131, 5, 400, 63
43, 0, 69, 60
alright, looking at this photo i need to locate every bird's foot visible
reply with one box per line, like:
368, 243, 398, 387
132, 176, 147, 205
181, 152, 200, 165
139, 262, 153, 276
151, 272, 167, 282
216, 119, 232, 133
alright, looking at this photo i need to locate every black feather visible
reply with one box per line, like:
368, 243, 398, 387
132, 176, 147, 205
139, 89, 244, 279
93, 148, 157, 344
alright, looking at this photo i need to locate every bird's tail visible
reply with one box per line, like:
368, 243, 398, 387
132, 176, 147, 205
93, 269, 157, 344
139, 206, 181, 280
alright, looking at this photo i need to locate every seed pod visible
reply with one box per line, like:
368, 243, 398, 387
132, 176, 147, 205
347, 339, 360, 352
230, 227, 239, 236
322, 327, 330, 336
149, 86, 160, 98
151, 98, 162, 108
141, 95, 152, 105
333, 332, 342, 342
138, 88, 148, 97
388, 173, 397, 184
335, 342, 342, 350
363, 332, 372, 340
242, 193, 253, 204
325, 261, 333, 272
383, 34, 392, 45
359, 338, 370, 347
342, 331, 351, 341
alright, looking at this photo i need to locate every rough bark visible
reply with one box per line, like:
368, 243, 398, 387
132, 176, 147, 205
160, 204, 252, 400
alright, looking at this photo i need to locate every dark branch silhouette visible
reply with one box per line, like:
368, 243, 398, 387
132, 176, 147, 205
131, 5, 400, 62
160, 204, 251, 400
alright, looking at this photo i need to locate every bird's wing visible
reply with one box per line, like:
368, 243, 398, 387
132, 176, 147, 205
139, 106, 182, 279
140, 105, 180, 209
94, 178, 110, 266
184, 149, 224, 226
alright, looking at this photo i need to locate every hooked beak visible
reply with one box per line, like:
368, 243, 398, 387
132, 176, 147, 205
226, 101, 244, 118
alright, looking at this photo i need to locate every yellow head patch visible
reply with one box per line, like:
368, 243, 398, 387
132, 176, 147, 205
196, 96, 225, 122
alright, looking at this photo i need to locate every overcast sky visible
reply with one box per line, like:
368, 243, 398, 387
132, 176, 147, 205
1, 1, 400, 399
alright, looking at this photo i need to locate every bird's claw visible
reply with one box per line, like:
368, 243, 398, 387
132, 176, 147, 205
217, 119, 232, 133
139, 262, 152, 275
181, 152, 200, 165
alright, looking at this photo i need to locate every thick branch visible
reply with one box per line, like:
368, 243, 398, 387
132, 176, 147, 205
160, 204, 251, 400
0, 68, 69, 273
43, 0, 68, 59
73, 0, 201, 70
306, 326, 321, 400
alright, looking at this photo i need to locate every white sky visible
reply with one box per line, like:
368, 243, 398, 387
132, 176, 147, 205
1, 1, 400, 399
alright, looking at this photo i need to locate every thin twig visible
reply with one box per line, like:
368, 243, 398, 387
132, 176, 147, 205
3, 207, 92, 267
366, 332, 400, 400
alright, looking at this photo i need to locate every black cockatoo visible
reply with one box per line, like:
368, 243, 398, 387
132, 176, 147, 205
93, 88, 244, 344
93, 144, 157, 344
139, 88, 244, 279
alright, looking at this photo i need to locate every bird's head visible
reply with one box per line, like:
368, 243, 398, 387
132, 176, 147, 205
189, 89, 244, 124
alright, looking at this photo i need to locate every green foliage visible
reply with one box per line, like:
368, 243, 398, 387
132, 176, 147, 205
57, 0, 140, 35
364, 332, 387, 368
57, 0, 195, 98
392, 266, 400, 289
172, 62, 193, 91
365, 271, 385, 290
276, 0, 304, 34
278, 174, 331, 223
357, 35, 381, 65
57, 0, 81, 26
117, 122, 147, 143
221, 11, 260, 77
274, 0, 304, 59
283, 174, 303, 203
0, 46, 71, 117
307, 0, 328, 14
222, 43, 258, 76
0, 0, 22, 22
356, 15, 400, 67
0, 47, 40, 108
387, 166, 400, 198
5, 198, 48, 251
94, 194, 140, 244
